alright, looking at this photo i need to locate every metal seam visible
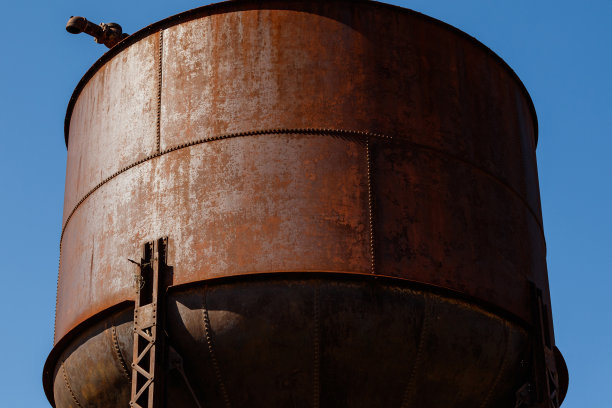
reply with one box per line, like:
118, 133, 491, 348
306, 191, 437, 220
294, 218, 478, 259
62, 2, 539, 149
156, 30, 163, 153
61, 362, 83, 408
366, 137, 376, 274
58, 128, 391, 246
53, 251, 60, 342
400, 295, 431, 408
478, 321, 511, 408
110, 325, 131, 382
203, 288, 232, 408
313, 284, 321, 408
57, 127, 544, 249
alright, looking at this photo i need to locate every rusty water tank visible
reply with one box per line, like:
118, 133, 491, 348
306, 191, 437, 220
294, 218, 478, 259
44, 1, 567, 407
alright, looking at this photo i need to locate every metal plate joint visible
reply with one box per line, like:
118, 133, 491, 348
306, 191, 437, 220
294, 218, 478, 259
135, 303, 157, 329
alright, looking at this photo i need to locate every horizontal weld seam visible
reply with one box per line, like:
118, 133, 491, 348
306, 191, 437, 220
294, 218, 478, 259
58, 128, 393, 246
58, 128, 544, 250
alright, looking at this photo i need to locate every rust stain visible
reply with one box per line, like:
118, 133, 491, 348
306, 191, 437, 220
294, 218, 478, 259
48, 2, 564, 407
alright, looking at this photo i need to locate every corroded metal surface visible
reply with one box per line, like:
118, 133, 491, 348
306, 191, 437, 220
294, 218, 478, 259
62, 33, 159, 221
373, 140, 548, 321
56, 133, 371, 340
158, 5, 543, 224
52, 308, 133, 408
51, 278, 531, 407
55, 0, 551, 341
167, 280, 529, 407
46, 1, 565, 407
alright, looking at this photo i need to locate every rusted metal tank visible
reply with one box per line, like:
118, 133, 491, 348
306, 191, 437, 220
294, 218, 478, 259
44, 1, 568, 407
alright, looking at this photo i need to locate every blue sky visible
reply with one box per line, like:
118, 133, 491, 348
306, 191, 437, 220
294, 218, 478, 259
0, 1, 609, 406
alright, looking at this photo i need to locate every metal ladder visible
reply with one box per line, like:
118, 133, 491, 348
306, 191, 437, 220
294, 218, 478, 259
130, 237, 169, 408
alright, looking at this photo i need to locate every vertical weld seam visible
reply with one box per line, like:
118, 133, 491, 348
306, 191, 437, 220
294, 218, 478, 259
111, 325, 132, 382
61, 362, 83, 408
54, 242, 61, 342
366, 138, 376, 274
400, 296, 431, 408
478, 322, 511, 408
203, 288, 232, 408
313, 284, 321, 408
156, 29, 163, 153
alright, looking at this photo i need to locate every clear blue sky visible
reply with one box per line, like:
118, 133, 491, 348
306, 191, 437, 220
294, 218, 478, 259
0, 1, 609, 406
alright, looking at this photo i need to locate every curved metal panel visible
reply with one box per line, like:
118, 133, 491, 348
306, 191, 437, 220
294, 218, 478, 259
48, 1, 565, 406
55, 2, 551, 341
52, 279, 530, 408
159, 3, 542, 220
373, 141, 547, 321
62, 33, 159, 224
56, 134, 371, 341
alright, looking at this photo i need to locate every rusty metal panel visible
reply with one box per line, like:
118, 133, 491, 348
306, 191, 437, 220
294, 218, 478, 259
55, 1, 551, 341
159, 8, 376, 145
51, 280, 531, 407
52, 309, 133, 408
48, 2, 566, 406
56, 134, 370, 341
163, 280, 529, 407
515, 89, 545, 228
159, 3, 542, 223
372, 141, 547, 322
62, 33, 159, 225
56, 189, 138, 342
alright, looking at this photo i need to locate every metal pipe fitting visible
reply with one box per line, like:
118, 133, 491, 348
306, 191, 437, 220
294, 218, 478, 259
66, 16, 129, 49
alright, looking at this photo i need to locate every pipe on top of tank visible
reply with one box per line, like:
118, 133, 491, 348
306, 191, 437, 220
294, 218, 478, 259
66, 16, 129, 49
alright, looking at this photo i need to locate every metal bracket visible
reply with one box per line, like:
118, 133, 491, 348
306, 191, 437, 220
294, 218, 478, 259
130, 237, 170, 408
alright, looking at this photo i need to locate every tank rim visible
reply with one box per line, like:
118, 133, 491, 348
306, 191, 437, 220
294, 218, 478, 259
62, 0, 539, 148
